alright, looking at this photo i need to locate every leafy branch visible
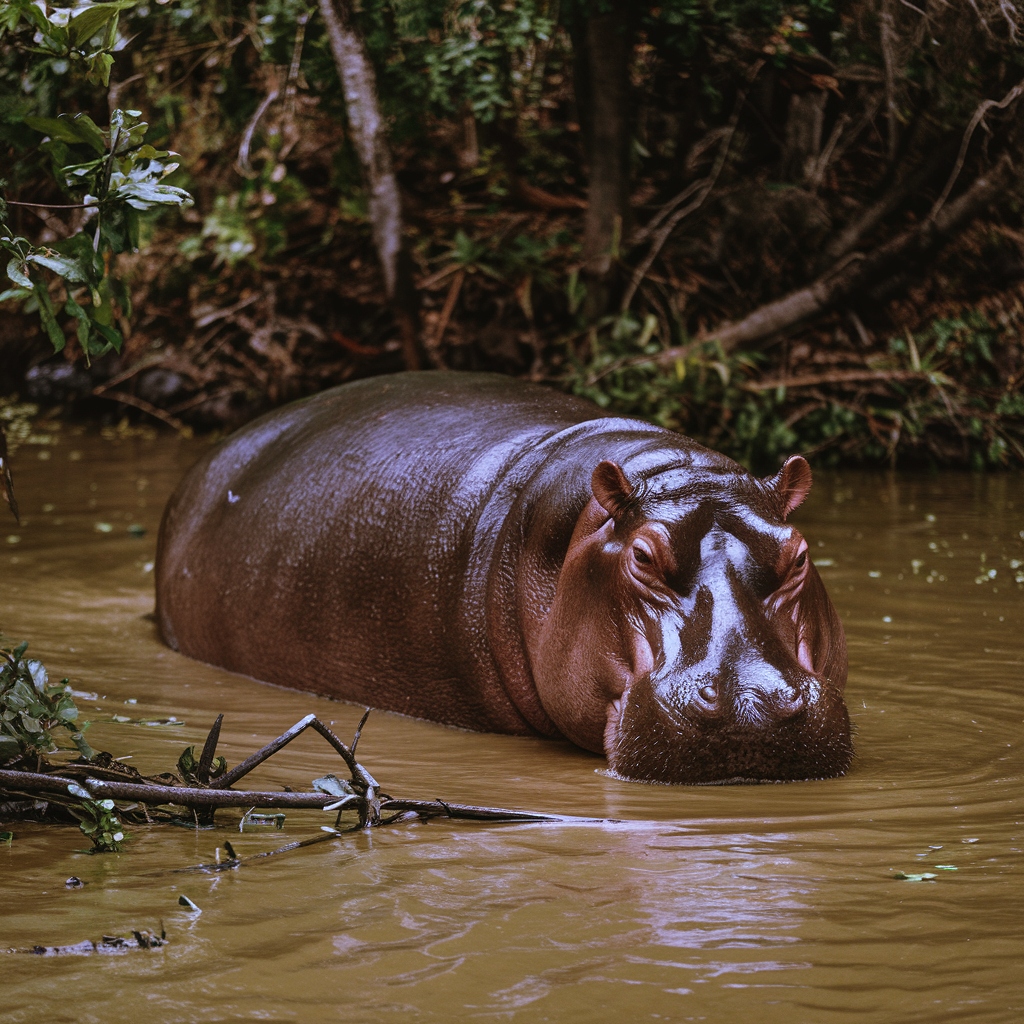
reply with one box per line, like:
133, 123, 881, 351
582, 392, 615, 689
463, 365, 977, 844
1, 107, 193, 360
0, 0, 137, 87
1, 1, 193, 362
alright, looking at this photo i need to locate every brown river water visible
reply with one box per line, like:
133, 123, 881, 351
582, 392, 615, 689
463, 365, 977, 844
1, 423, 1022, 1023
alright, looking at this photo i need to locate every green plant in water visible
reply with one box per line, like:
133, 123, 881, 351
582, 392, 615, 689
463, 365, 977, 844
66, 782, 127, 853
177, 744, 227, 785
0, 640, 94, 764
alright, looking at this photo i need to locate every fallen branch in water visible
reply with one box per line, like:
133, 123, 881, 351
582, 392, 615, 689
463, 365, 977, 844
0, 710, 592, 850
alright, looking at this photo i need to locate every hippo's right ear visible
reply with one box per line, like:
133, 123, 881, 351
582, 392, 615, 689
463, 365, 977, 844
767, 455, 813, 519
592, 461, 634, 519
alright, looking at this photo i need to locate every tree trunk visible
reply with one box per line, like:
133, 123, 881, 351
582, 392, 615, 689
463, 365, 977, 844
653, 159, 1010, 358
318, 0, 420, 369
580, 2, 632, 279
780, 90, 826, 182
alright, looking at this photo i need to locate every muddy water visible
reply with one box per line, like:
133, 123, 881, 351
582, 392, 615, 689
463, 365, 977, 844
0, 425, 1022, 1024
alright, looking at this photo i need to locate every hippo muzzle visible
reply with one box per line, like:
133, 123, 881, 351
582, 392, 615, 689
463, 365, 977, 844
605, 648, 852, 784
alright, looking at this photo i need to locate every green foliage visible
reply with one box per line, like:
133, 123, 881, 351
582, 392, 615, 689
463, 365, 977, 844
0, 639, 94, 763
66, 782, 127, 852
0, 3, 193, 361
177, 743, 227, 785
0, 0, 1019, 467
0, 0, 135, 86
1, 106, 193, 359
569, 304, 1024, 470
413, 0, 557, 125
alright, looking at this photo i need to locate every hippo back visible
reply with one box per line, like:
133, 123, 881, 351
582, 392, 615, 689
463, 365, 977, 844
156, 372, 604, 731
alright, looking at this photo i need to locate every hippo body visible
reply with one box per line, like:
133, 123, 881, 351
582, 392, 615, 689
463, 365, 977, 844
156, 371, 851, 783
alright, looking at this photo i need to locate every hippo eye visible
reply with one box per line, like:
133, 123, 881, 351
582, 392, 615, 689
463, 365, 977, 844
632, 543, 654, 566
794, 551, 807, 569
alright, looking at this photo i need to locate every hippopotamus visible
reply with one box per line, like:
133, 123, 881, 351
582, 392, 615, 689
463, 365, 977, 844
156, 371, 851, 784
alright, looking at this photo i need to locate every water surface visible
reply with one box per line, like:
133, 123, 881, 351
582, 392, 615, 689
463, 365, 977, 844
1, 424, 1022, 1023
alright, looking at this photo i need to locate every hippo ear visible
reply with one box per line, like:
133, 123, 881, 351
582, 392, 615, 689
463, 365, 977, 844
768, 455, 813, 519
592, 461, 634, 519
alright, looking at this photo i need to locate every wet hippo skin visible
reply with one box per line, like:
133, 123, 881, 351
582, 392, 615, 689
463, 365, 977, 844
156, 371, 851, 784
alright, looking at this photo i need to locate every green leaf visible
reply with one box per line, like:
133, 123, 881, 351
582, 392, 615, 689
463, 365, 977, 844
85, 52, 115, 87
34, 284, 66, 352
26, 660, 47, 692
6, 258, 32, 289
25, 113, 106, 155
68, 114, 107, 156
92, 321, 123, 353
16, 1, 51, 35
0, 287, 32, 304
24, 116, 83, 145
133, 144, 170, 161
68, 3, 120, 48
27, 252, 89, 282
112, 180, 194, 211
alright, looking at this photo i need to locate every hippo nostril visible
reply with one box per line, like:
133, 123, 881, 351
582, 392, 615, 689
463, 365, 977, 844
698, 683, 717, 704
776, 685, 805, 718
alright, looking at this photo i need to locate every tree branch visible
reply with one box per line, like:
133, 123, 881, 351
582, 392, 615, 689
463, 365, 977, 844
650, 159, 1010, 359
929, 74, 1024, 220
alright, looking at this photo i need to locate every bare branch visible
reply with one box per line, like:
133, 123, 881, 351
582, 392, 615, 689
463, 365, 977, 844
236, 85, 280, 179
880, 0, 901, 161
215, 713, 317, 789
425, 268, 465, 368
645, 159, 1010, 357
93, 389, 186, 432
929, 75, 1024, 220
621, 65, 762, 313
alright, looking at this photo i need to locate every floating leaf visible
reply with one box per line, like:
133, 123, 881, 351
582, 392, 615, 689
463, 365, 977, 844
240, 811, 286, 831
312, 774, 356, 799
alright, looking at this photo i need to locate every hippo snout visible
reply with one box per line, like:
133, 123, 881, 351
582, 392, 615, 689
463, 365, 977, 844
685, 662, 810, 725
605, 668, 851, 785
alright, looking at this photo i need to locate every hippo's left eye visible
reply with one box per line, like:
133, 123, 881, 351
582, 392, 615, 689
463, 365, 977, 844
794, 551, 806, 569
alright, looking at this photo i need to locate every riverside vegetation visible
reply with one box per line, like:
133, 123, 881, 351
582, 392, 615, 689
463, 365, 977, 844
0, 0, 1022, 470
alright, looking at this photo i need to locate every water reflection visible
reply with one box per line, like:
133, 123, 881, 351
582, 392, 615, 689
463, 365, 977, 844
0, 429, 1022, 1022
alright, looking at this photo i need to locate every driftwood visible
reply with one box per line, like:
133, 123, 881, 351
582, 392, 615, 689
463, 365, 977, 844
0, 711, 592, 837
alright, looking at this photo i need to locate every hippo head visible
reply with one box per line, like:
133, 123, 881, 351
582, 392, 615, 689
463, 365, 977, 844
533, 454, 851, 784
